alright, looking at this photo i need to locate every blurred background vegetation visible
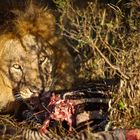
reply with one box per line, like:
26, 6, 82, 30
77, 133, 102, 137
0, 0, 139, 130
52, 0, 140, 129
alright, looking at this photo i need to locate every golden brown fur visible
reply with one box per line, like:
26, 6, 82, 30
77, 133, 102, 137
0, 2, 75, 113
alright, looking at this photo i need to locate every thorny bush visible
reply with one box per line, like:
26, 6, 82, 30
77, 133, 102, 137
55, 0, 140, 129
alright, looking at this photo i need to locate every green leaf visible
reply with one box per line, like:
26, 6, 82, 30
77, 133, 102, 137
118, 101, 125, 110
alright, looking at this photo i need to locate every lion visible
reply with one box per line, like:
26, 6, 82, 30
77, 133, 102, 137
0, 2, 75, 113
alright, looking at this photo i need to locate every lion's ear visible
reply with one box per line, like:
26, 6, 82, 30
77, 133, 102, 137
13, 2, 56, 40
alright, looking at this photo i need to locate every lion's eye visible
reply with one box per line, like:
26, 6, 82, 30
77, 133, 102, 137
39, 56, 47, 63
12, 64, 22, 70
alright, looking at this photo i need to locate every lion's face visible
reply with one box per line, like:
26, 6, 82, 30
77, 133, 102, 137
0, 33, 75, 113
0, 34, 53, 100
0, 3, 75, 113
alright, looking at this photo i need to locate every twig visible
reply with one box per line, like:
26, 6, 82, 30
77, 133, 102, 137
88, 38, 129, 80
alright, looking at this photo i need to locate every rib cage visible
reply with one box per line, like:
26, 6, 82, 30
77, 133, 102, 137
59, 90, 111, 131
50, 79, 118, 131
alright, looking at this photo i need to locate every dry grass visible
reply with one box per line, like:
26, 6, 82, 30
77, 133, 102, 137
0, 0, 139, 138
56, 0, 140, 129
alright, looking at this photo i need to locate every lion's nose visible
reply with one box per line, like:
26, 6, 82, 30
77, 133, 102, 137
28, 77, 44, 91
29, 85, 44, 95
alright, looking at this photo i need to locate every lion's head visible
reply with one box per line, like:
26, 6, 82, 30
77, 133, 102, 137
0, 3, 75, 113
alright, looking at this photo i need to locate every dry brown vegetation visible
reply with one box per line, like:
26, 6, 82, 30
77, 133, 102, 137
0, 0, 139, 139
55, 0, 140, 129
